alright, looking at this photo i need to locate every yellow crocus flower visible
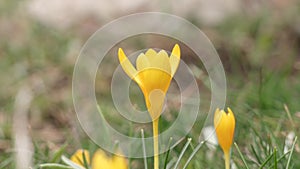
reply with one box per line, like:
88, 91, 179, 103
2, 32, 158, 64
70, 149, 127, 169
70, 149, 90, 166
214, 108, 236, 169
118, 44, 181, 169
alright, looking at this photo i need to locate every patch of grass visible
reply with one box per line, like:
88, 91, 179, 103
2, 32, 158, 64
1, 0, 300, 168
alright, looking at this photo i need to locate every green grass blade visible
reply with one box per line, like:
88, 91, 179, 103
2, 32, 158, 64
141, 129, 148, 169
285, 136, 297, 169
50, 144, 68, 163
82, 150, 90, 169
266, 127, 281, 157
266, 150, 291, 169
173, 138, 192, 169
234, 142, 250, 169
251, 144, 262, 164
163, 137, 173, 169
251, 128, 267, 156
166, 158, 177, 169
182, 141, 205, 169
0, 157, 13, 168
39, 163, 73, 169
61, 155, 85, 169
259, 152, 274, 169
274, 148, 277, 169
283, 104, 295, 128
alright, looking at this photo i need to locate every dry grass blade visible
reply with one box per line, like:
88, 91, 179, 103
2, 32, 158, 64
13, 85, 33, 169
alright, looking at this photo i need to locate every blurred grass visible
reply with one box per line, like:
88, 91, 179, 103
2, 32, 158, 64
1, 0, 300, 169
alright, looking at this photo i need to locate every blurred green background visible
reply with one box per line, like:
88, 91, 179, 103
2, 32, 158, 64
0, 0, 300, 168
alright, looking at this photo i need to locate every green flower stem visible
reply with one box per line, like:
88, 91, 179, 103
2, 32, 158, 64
153, 118, 159, 169
224, 151, 230, 169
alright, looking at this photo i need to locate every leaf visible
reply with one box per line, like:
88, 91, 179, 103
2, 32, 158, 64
234, 142, 250, 169
39, 163, 73, 169
285, 136, 298, 169
50, 144, 68, 163
61, 156, 85, 169
173, 138, 192, 169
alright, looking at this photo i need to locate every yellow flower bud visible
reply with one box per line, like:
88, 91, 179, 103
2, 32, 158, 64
214, 107, 236, 169
71, 149, 128, 169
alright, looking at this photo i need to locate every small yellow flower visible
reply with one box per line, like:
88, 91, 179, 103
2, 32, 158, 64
118, 44, 180, 119
70, 149, 128, 169
118, 44, 181, 169
214, 108, 236, 169
70, 149, 90, 166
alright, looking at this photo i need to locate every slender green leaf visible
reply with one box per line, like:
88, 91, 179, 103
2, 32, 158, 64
182, 141, 205, 169
274, 148, 277, 169
251, 144, 262, 164
163, 137, 173, 169
39, 163, 73, 169
234, 142, 250, 169
166, 158, 177, 169
61, 156, 85, 169
173, 138, 192, 169
259, 153, 274, 169
141, 129, 148, 169
267, 150, 291, 169
82, 151, 90, 169
51, 144, 68, 163
0, 157, 13, 168
286, 136, 297, 169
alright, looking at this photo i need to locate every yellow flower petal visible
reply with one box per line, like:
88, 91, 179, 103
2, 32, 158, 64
136, 53, 150, 71
214, 108, 221, 126
91, 149, 128, 169
91, 149, 111, 169
156, 50, 171, 75
137, 49, 171, 75
70, 149, 90, 166
118, 48, 138, 80
111, 153, 128, 169
145, 48, 157, 58
169, 44, 181, 77
137, 68, 172, 95
138, 68, 171, 119
214, 108, 236, 153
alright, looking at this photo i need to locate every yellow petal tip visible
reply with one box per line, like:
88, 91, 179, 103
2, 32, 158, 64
169, 44, 181, 77
227, 107, 233, 114
118, 48, 126, 62
145, 48, 157, 57
171, 44, 180, 58
70, 149, 90, 166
